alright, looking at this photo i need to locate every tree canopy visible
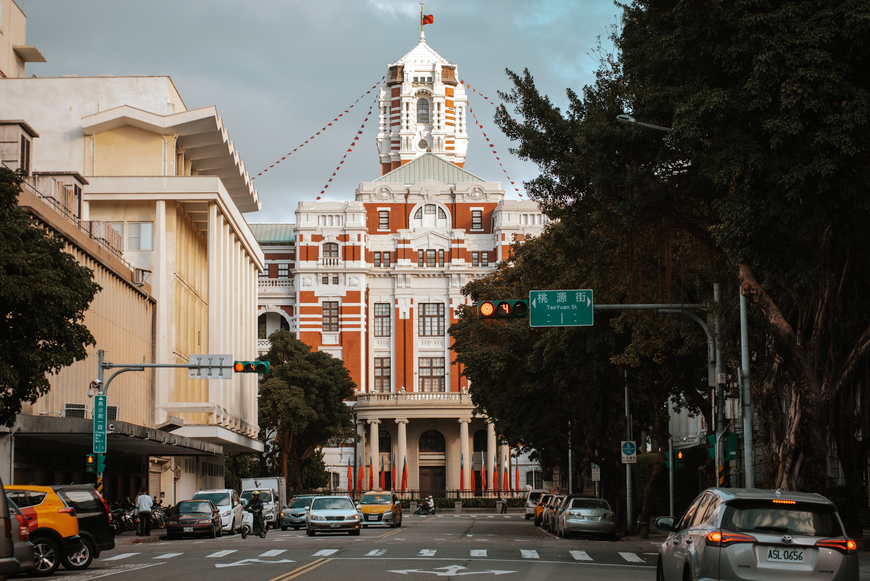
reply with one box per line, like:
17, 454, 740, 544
0, 168, 100, 425
258, 330, 356, 490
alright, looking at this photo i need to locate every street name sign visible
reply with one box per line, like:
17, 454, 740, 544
621, 441, 637, 464
187, 354, 234, 380
529, 290, 593, 327
93, 394, 107, 454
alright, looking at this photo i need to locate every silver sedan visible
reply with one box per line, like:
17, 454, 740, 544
305, 496, 361, 536
555, 496, 617, 540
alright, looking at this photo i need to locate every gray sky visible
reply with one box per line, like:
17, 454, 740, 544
18, 0, 621, 223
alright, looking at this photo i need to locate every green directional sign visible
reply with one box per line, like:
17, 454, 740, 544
529, 289, 593, 327
93, 394, 107, 455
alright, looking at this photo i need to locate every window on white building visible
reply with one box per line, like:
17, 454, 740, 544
379, 210, 389, 230
419, 357, 445, 392
323, 243, 339, 257
471, 210, 482, 230
418, 303, 445, 336
128, 222, 154, 250
374, 303, 391, 337
374, 357, 391, 393
526, 470, 544, 489
417, 99, 430, 124
322, 301, 339, 332
278, 263, 290, 278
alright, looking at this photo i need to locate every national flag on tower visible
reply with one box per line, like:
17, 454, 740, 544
347, 456, 353, 494
380, 455, 385, 490
481, 455, 487, 492
421, 14, 434, 25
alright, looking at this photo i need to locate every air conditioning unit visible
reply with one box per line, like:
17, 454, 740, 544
63, 403, 88, 419
132, 268, 151, 286
107, 406, 119, 421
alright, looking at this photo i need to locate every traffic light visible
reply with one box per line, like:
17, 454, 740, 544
477, 300, 529, 319
85, 454, 96, 473
233, 361, 271, 374
665, 451, 684, 469
96, 454, 106, 473
677, 450, 684, 468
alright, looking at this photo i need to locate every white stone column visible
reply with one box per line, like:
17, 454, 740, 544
486, 422, 496, 492
369, 419, 381, 490
458, 418, 471, 492
396, 418, 408, 492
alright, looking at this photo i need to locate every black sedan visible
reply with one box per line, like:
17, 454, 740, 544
166, 500, 222, 539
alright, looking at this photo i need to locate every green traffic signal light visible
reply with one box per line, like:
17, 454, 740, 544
233, 361, 271, 374
478, 300, 529, 319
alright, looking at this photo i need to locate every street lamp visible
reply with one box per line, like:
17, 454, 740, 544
616, 114, 673, 133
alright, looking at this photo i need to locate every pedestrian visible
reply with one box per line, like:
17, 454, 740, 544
500, 493, 508, 514
135, 487, 153, 536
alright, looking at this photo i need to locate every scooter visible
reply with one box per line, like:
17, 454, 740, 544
413, 501, 435, 516
240, 507, 267, 539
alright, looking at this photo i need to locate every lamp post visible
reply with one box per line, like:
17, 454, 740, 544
616, 114, 673, 133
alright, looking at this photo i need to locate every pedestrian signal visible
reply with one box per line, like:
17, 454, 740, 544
85, 454, 96, 473
233, 361, 271, 374
478, 300, 529, 319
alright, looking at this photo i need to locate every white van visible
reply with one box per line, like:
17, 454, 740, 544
193, 489, 243, 534
524, 489, 545, 520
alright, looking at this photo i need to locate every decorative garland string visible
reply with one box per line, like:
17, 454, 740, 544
467, 105, 523, 197
253, 75, 385, 179
316, 93, 379, 200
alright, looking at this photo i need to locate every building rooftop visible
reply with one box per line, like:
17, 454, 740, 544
249, 223, 295, 244
373, 153, 485, 185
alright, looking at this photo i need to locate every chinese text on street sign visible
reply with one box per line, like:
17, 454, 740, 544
529, 290, 593, 327
93, 394, 107, 454
621, 441, 637, 464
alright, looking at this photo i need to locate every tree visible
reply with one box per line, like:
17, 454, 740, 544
0, 168, 100, 426
493, 0, 870, 515
258, 330, 356, 491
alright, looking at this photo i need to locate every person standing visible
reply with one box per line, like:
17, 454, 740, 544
500, 493, 508, 514
135, 488, 153, 536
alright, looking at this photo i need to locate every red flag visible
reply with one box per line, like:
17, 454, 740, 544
401, 454, 408, 492
494, 463, 499, 492
369, 454, 374, 490
460, 452, 465, 493
348, 456, 353, 494
515, 464, 520, 492
422, 14, 434, 25
504, 456, 509, 494
380, 456, 385, 490
357, 455, 364, 492
481, 455, 486, 492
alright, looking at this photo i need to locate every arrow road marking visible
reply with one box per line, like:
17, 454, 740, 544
388, 565, 515, 577
215, 558, 296, 568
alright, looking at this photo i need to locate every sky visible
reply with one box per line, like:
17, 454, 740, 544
17, 0, 622, 224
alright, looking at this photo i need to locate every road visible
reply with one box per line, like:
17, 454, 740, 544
43, 513, 659, 581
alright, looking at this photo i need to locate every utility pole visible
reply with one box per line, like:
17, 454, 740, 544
739, 290, 755, 487
714, 284, 725, 486
624, 370, 632, 534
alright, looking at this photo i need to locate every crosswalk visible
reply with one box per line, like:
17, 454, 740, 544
98, 548, 651, 565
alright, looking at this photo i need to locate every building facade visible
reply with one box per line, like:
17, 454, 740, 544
255, 33, 547, 495
0, 2, 264, 502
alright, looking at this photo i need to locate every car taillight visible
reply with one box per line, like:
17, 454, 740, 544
15, 515, 28, 541
816, 538, 857, 555
99, 496, 113, 525
706, 530, 757, 546
58, 507, 76, 516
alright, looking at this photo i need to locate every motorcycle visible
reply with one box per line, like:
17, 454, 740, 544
413, 501, 435, 516
240, 504, 266, 539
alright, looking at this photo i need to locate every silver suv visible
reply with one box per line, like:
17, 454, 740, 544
655, 488, 857, 581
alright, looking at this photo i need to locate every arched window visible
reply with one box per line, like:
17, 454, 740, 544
323, 243, 339, 257
419, 430, 445, 452
414, 207, 423, 219
473, 430, 487, 452
379, 430, 392, 453
417, 98, 430, 124
280, 318, 289, 332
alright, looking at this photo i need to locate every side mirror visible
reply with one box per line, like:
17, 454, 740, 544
655, 516, 676, 532
356, 504, 361, 509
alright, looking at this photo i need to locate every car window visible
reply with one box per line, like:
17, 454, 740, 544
570, 498, 610, 510
241, 491, 273, 503
527, 492, 542, 503
290, 498, 312, 508
311, 498, 354, 511
720, 500, 843, 537
360, 494, 391, 505
177, 501, 213, 514
677, 496, 702, 530
194, 492, 231, 506
690, 494, 715, 527
5, 491, 29, 508
27, 491, 47, 506
57, 490, 100, 513
696, 496, 720, 525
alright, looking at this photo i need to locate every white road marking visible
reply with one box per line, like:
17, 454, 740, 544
418, 549, 437, 556
570, 550, 592, 561
366, 550, 387, 556
153, 553, 183, 559
102, 553, 138, 561
313, 549, 339, 557
620, 552, 644, 563
520, 550, 540, 559
206, 550, 237, 558
215, 559, 296, 568
259, 550, 285, 557
470, 550, 487, 557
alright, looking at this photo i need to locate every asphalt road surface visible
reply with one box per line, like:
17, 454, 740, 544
41, 513, 659, 581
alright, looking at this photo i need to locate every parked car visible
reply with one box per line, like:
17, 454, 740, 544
51, 485, 114, 570
165, 500, 221, 540
192, 489, 243, 535
542, 495, 564, 533
6, 499, 34, 573
555, 495, 617, 540
357, 491, 403, 528
4, 485, 84, 576
524, 490, 544, 520
0, 477, 20, 581
280, 495, 319, 531
655, 488, 858, 581
305, 496, 361, 536
533, 493, 553, 527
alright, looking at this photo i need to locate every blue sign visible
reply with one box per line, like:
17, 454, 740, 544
621, 440, 637, 464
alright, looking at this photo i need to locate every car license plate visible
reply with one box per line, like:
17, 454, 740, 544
367, 515, 378, 521
767, 548, 804, 563
330, 523, 340, 528
183, 527, 193, 532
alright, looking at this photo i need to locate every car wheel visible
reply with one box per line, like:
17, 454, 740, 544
227, 522, 235, 535
28, 536, 61, 577
62, 538, 94, 570
397, 517, 402, 527
525, 514, 531, 520
307, 527, 315, 537
209, 524, 217, 539
534, 517, 541, 527
217, 525, 222, 538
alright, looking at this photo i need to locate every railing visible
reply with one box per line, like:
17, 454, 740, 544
301, 488, 526, 501
317, 257, 342, 267
356, 392, 470, 405
258, 278, 294, 289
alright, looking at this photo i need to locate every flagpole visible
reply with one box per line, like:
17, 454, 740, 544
420, 2, 424, 33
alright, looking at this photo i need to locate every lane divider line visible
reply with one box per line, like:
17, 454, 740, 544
268, 558, 330, 581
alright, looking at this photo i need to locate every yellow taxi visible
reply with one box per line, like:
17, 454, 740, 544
357, 491, 402, 528
533, 493, 554, 527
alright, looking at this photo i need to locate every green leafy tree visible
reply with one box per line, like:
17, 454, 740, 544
259, 330, 356, 491
0, 168, 100, 426
493, 0, 870, 516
